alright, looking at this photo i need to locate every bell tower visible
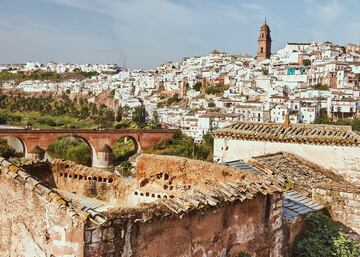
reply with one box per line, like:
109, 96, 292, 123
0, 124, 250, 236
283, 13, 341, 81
256, 19, 272, 62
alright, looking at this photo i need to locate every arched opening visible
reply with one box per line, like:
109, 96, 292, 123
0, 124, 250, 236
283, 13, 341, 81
47, 136, 93, 166
112, 136, 139, 165
112, 136, 139, 177
0, 136, 25, 158
261, 47, 264, 54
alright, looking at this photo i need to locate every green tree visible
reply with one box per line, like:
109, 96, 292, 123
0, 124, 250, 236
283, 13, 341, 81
313, 83, 329, 90
303, 59, 311, 66
208, 102, 216, 108
116, 106, 123, 122
150, 111, 161, 129
193, 82, 202, 91
47, 137, 92, 166
293, 212, 359, 257
132, 105, 147, 128
0, 138, 16, 159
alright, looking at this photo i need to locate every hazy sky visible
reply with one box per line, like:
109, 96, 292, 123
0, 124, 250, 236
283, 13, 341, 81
1, 0, 360, 68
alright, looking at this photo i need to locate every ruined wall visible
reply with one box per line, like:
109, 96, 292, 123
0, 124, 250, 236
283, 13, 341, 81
282, 216, 305, 257
214, 138, 360, 184
313, 185, 360, 235
84, 194, 284, 257
0, 172, 85, 257
49, 160, 130, 204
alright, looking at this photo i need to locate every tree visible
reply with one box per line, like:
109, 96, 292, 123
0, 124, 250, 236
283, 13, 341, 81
303, 59, 311, 66
313, 83, 329, 90
294, 212, 360, 257
47, 137, 91, 166
150, 111, 161, 128
261, 67, 269, 75
208, 102, 216, 108
0, 138, 16, 159
193, 82, 202, 91
116, 106, 123, 122
132, 105, 147, 128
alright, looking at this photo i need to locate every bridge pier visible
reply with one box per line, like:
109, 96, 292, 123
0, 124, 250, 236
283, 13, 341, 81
27, 146, 45, 161
0, 129, 177, 170
92, 144, 114, 171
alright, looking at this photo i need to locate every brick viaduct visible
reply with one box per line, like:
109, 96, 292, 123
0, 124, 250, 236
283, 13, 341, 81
0, 129, 177, 169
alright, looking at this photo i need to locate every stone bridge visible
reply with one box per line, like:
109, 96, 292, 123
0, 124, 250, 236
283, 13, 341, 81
0, 129, 177, 169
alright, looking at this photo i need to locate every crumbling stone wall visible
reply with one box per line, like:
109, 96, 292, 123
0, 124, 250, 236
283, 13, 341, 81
0, 171, 85, 257
38, 160, 130, 204
313, 185, 360, 235
282, 216, 305, 257
84, 194, 283, 257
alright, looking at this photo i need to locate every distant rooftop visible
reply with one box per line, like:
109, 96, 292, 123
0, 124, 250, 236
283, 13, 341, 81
213, 122, 360, 147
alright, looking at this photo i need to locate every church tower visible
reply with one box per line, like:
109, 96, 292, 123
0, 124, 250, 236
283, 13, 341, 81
256, 20, 272, 62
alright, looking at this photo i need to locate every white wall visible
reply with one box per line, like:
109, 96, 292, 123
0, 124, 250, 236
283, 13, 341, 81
214, 138, 360, 184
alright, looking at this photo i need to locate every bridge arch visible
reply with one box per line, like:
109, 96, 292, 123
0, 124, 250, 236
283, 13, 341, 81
111, 135, 141, 165
0, 136, 26, 157
46, 135, 96, 167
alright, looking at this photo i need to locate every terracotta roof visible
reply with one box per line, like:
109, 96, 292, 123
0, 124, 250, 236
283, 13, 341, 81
249, 152, 355, 193
212, 122, 360, 147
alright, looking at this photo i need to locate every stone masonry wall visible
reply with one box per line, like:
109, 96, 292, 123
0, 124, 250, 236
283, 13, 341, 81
313, 186, 360, 235
84, 193, 283, 257
0, 172, 85, 257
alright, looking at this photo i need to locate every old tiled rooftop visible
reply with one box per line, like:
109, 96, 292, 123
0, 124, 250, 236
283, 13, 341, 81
213, 122, 360, 146
249, 152, 355, 193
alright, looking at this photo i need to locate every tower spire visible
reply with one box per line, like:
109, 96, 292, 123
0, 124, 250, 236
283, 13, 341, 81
256, 20, 272, 62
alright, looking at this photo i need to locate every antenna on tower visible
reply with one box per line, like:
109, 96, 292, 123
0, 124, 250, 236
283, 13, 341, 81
265, 16, 267, 24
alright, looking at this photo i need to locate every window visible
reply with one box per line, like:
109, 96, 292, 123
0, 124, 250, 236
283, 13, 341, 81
261, 47, 264, 53
262, 33, 264, 38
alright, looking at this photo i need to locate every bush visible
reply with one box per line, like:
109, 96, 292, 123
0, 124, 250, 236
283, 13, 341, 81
0, 114, 7, 124
293, 212, 360, 257
47, 137, 92, 166
208, 102, 216, 108
193, 82, 202, 91
303, 59, 311, 66
313, 83, 329, 90
205, 85, 226, 95
0, 138, 16, 158
145, 132, 213, 161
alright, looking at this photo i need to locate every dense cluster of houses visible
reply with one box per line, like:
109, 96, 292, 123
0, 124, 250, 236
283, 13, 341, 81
1, 41, 360, 141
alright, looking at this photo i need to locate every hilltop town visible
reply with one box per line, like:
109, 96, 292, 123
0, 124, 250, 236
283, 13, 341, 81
1, 22, 360, 142
0, 21, 360, 257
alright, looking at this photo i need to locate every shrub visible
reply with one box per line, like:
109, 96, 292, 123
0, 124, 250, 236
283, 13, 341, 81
0, 138, 16, 159
293, 212, 360, 257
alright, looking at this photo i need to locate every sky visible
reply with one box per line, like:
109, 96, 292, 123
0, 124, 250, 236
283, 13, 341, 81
1, 0, 360, 69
